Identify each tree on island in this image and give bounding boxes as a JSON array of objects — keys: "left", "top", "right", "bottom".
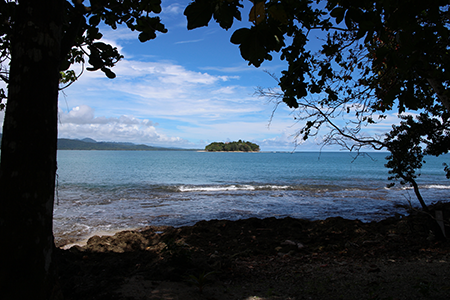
[
  {"left": 185, "top": 0, "right": 450, "bottom": 211},
  {"left": 0, "top": 0, "right": 167, "bottom": 298},
  {"left": 205, "top": 140, "right": 260, "bottom": 152}
]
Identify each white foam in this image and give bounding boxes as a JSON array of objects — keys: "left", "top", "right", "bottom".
[
  {"left": 59, "top": 228, "right": 137, "bottom": 249},
  {"left": 260, "top": 185, "right": 291, "bottom": 190},
  {"left": 392, "top": 184, "right": 450, "bottom": 190},
  {"left": 178, "top": 185, "right": 255, "bottom": 192},
  {"left": 178, "top": 185, "right": 291, "bottom": 192},
  {"left": 423, "top": 184, "right": 450, "bottom": 189}
]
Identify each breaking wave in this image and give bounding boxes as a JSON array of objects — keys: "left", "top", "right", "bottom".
[{"left": 176, "top": 184, "right": 291, "bottom": 192}]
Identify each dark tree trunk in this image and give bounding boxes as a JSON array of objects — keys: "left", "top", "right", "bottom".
[{"left": 0, "top": 1, "right": 63, "bottom": 299}]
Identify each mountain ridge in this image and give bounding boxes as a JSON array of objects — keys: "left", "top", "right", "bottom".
[{"left": 0, "top": 134, "right": 193, "bottom": 151}]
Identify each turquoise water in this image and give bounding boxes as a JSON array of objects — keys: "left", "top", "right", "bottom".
[{"left": 54, "top": 151, "right": 450, "bottom": 245}]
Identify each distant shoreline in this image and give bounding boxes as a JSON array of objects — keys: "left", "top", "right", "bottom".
[
  {"left": 56, "top": 137, "right": 198, "bottom": 151},
  {"left": 58, "top": 148, "right": 199, "bottom": 151}
]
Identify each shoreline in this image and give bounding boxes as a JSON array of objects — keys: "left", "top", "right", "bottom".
[
  {"left": 57, "top": 227, "right": 140, "bottom": 249},
  {"left": 57, "top": 201, "right": 449, "bottom": 249},
  {"left": 55, "top": 215, "right": 392, "bottom": 248}
]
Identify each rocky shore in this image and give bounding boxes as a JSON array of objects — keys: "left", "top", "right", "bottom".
[{"left": 56, "top": 203, "right": 450, "bottom": 299}]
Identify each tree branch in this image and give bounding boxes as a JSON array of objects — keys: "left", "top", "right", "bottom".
[{"left": 307, "top": 102, "right": 386, "bottom": 150}]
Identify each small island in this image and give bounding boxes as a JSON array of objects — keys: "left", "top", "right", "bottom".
[{"left": 205, "top": 140, "right": 260, "bottom": 152}]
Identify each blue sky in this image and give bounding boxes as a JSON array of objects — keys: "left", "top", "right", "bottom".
[
  {"left": 0, "top": 0, "right": 397, "bottom": 151},
  {"left": 57, "top": 0, "right": 303, "bottom": 151}
]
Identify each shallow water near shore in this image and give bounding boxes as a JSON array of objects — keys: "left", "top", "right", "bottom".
[{"left": 53, "top": 150, "right": 450, "bottom": 246}]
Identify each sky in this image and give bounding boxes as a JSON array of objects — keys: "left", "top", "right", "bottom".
[{"left": 0, "top": 0, "right": 397, "bottom": 151}]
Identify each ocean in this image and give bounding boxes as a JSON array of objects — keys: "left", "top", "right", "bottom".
[{"left": 54, "top": 150, "right": 450, "bottom": 245}]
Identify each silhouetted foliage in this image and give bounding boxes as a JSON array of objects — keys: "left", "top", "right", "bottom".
[{"left": 185, "top": 0, "right": 450, "bottom": 210}]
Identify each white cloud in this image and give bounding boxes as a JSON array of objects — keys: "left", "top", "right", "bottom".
[
  {"left": 214, "top": 86, "right": 239, "bottom": 95},
  {"left": 162, "top": 2, "right": 185, "bottom": 16},
  {"left": 259, "top": 132, "right": 301, "bottom": 151},
  {"left": 59, "top": 105, "right": 155, "bottom": 126},
  {"left": 113, "top": 59, "right": 231, "bottom": 85},
  {"left": 174, "top": 39, "right": 204, "bottom": 45},
  {"left": 60, "top": 105, "right": 95, "bottom": 124},
  {"left": 58, "top": 105, "right": 189, "bottom": 147},
  {"left": 101, "top": 27, "right": 139, "bottom": 42},
  {"left": 62, "top": 58, "right": 263, "bottom": 123}
]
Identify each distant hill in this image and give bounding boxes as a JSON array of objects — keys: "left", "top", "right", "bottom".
[
  {"left": 57, "top": 138, "right": 164, "bottom": 150},
  {"left": 80, "top": 138, "right": 97, "bottom": 143},
  {"left": 57, "top": 138, "right": 189, "bottom": 150},
  {"left": 0, "top": 134, "right": 191, "bottom": 151}
]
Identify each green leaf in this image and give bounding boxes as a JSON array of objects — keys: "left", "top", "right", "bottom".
[
  {"left": 231, "top": 26, "right": 278, "bottom": 67},
  {"left": 60, "top": 59, "right": 71, "bottom": 71},
  {"left": 101, "top": 67, "right": 116, "bottom": 79},
  {"left": 92, "top": 42, "right": 110, "bottom": 51},
  {"left": 230, "top": 28, "right": 251, "bottom": 45},
  {"left": 309, "top": 84, "right": 321, "bottom": 93},
  {"left": 87, "top": 27, "right": 103, "bottom": 40},
  {"left": 356, "top": 28, "right": 366, "bottom": 39},
  {"left": 138, "top": 31, "right": 157, "bottom": 42},
  {"left": 154, "top": 22, "right": 168, "bottom": 34},
  {"left": 238, "top": 33, "right": 267, "bottom": 67},
  {"left": 344, "top": 13, "right": 352, "bottom": 30},
  {"left": 184, "top": 0, "right": 213, "bottom": 30},
  {"left": 268, "top": 4, "right": 288, "bottom": 25},
  {"left": 59, "top": 70, "right": 77, "bottom": 84},
  {"left": 364, "top": 30, "right": 374, "bottom": 43},
  {"left": 149, "top": 0, "right": 162, "bottom": 14},
  {"left": 283, "top": 97, "right": 299, "bottom": 108},
  {"left": 234, "top": 7, "right": 242, "bottom": 22},
  {"left": 249, "top": 1, "right": 265, "bottom": 25},
  {"left": 89, "top": 15, "right": 101, "bottom": 27},
  {"left": 213, "top": 1, "right": 240, "bottom": 30},
  {"left": 330, "top": 7, "right": 345, "bottom": 24}
]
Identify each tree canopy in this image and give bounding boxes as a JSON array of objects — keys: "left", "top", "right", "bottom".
[
  {"left": 205, "top": 140, "right": 260, "bottom": 152},
  {"left": 184, "top": 0, "right": 450, "bottom": 210}
]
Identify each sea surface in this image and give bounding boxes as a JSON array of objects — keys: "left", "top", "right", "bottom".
[{"left": 54, "top": 150, "right": 450, "bottom": 245}]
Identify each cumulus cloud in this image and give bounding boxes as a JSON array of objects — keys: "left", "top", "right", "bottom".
[
  {"left": 64, "top": 57, "right": 261, "bottom": 123},
  {"left": 59, "top": 105, "right": 154, "bottom": 126},
  {"left": 113, "top": 60, "right": 231, "bottom": 85},
  {"left": 57, "top": 105, "right": 189, "bottom": 147},
  {"left": 162, "top": 2, "right": 185, "bottom": 15},
  {"left": 60, "top": 105, "right": 95, "bottom": 124}
]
